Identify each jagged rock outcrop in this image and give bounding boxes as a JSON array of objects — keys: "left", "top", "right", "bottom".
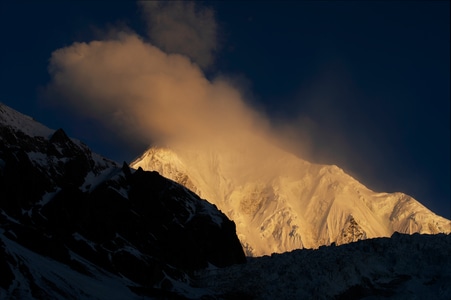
[{"left": 335, "top": 215, "right": 367, "bottom": 245}]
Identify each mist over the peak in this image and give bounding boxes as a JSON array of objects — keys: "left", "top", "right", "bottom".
[
  {"left": 43, "top": 0, "right": 395, "bottom": 193},
  {"left": 44, "top": 1, "right": 448, "bottom": 222},
  {"left": 45, "top": 2, "right": 316, "bottom": 173},
  {"left": 48, "top": 32, "right": 268, "bottom": 150}
]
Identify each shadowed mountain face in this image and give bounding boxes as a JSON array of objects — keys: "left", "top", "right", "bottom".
[
  {"left": 196, "top": 232, "right": 451, "bottom": 299},
  {"left": 0, "top": 103, "right": 245, "bottom": 298}
]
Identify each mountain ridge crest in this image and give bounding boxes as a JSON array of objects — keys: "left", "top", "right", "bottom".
[{"left": 131, "top": 145, "right": 451, "bottom": 256}]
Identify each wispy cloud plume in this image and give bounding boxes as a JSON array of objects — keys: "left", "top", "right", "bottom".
[
  {"left": 47, "top": 31, "right": 268, "bottom": 148},
  {"left": 42, "top": 1, "right": 448, "bottom": 220},
  {"left": 45, "top": 2, "right": 311, "bottom": 173}
]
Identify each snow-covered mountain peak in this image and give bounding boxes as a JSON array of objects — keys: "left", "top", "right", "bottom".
[
  {"left": 134, "top": 146, "right": 184, "bottom": 169},
  {"left": 131, "top": 146, "right": 451, "bottom": 256},
  {"left": 0, "top": 103, "right": 53, "bottom": 138}
]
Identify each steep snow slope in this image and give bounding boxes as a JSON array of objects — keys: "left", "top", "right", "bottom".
[
  {"left": 131, "top": 146, "right": 451, "bottom": 256},
  {"left": 0, "top": 103, "right": 53, "bottom": 138},
  {"left": 0, "top": 229, "right": 141, "bottom": 300}
]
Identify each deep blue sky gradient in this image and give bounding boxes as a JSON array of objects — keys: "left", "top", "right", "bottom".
[{"left": 0, "top": 1, "right": 449, "bottom": 218}]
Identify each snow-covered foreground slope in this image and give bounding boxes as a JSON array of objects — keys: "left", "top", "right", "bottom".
[
  {"left": 0, "top": 229, "right": 141, "bottom": 300},
  {"left": 131, "top": 146, "right": 451, "bottom": 256},
  {"left": 196, "top": 233, "right": 451, "bottom": 300}
]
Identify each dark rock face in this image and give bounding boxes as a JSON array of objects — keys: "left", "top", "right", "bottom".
[
  {"left": 336, "top": 215, "right": 367, "bottom": 245},
  {"left": 0, "top": 114, "right": 245, "bottom": 298}
]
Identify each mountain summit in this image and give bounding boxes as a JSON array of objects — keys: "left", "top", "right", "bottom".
[{"left": 131, "top": 146, "right": 450, "bottom": 256}]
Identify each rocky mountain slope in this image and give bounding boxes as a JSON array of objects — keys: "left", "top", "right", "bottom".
[
  {"left": 197, "top": 232, "right": 451, "bottom": 299},
  {"left": 131, "top": 146, "right": 451, "bottom": 256},
  {"left": 0, "top": 103, "right": 245, "bottom": 298}
]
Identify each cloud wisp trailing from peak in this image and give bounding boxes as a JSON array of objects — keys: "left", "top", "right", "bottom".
[
  {"left": 139, "top": 1, "right": 218, "bottom": 69},
  {"left": 45, "top": 2, "right": 312, "bottom": 173},
  {"left": 46, "top": 32, "right": 270, "bottom": 151}
]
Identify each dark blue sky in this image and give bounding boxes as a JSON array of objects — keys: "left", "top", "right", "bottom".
[{"left": 0, "top": 1, "right": 449, "bottom": 219}]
